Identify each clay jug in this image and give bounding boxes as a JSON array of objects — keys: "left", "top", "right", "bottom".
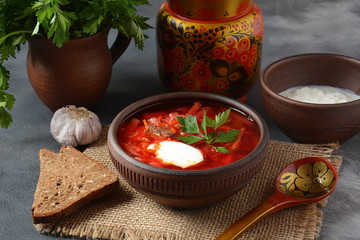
[
  {"left": 27, "top": 32, "right": 130, "bottom": 111},
  {"left": 156, "top": 0, "right": 264, "bottom": 98}
]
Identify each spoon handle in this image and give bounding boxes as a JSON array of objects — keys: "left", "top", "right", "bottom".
[{"left": 215, "top": 199, "right": 276, "bottom": 240}]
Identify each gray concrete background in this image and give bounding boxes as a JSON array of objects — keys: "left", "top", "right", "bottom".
[{"left": 1, "top": 0, "right": 359, "bottom": 239}]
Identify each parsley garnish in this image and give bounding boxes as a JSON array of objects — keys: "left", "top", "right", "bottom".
[{"left": 177, "top": 109, "right": 240, "bottom": 153}]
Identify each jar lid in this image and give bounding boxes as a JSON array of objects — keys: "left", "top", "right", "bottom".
[{"left": 167, "top": 0, "right": 254, "bottom": 21}]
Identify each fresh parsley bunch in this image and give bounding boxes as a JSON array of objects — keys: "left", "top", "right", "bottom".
[
  {"left": 177, "top": 109, "right": 240, "bottom": 153},
  {"left": 0, "top": 0, "right": 152, "bottom": 128}
]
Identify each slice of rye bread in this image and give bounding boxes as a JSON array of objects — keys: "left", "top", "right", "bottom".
[{"left": 32, "top": 146, "right": 118, "bottom": 224}]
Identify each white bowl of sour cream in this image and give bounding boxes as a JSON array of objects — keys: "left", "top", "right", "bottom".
[{"left": 261, "top": 53, "right": 360, "bottom": 143}]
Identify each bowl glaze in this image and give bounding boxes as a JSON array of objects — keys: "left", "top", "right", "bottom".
[
  {"left": 261, "top": 53, "right": 360, "bottom": 143},
  {"left": 108, "top": 92, "right": 269, "bottom": 208}
]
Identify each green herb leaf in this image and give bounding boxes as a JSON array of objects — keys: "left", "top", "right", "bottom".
[
  {"left": 214, "top": 109, "right": 231, "bottom": 129},
  {"left": 177, "top": 115, "right": 201, "bottom": 134},
  {"left": 214, "top": 129, "right": 240, "bottom": 143},
  {"left": 32, "top": 0, "right": 77, "bottom": 47},
  {"left": 205, "top": 131, "right": 216, "bottom": 145},
  {"left": 0, "top": 64, "right": 15, "bottom": 129},
  {"left": 0, "top": 89, "right": 15, "bottom": 129},
  {"left": 82, "top": 15, "right": 104, "bottom": 35},
  {"left": 204, "top": 115, "right": 215, "bottom": 128},
  {"left": 178, "top": 135, "right": 203, "bottom": 145},
  {"left": 1, "top": 92, "right": 15, "bottom": 110},
  {"left": 215, "top": 146, "right": 230, "bottom": 154},
  {"left": 177, "top": 109, "right": 239, "bottom": 153},
  {"left": 0, "top": 65, "right": 10, "bottom": 90},
  {"left": 0, "top": 106, "right": 13, "bottom": 129}
]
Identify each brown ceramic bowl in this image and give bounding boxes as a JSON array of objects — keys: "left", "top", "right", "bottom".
[
  {"left": 261, "top": 53, "right": 360, "bottom": 143},
  {"left": 108, "top": 92, "right": 269, "bottom": 208}
]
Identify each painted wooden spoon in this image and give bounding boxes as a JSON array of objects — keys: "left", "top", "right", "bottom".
[{"left": 215, "top": 156, "right": 338, "bottom": 240}]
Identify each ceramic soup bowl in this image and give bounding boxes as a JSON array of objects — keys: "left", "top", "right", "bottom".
[
  {"left": 107, "top": 92, "right": 269, "bottom": 208},
  {"left": 261, "top": 53, "right": 360, "bottom": 143}
]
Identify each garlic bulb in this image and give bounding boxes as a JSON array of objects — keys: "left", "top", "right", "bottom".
[{"left": 50, "top": 105, "right": 102, "bottom": 146}]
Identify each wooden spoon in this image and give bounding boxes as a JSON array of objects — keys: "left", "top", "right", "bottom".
[{"left": 215, "top": 156, "right": 338, "bottom": 240}]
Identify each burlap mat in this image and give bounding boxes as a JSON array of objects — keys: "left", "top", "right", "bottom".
[{"left": 35, "top": 127, "right": 342, "bottom": 240}]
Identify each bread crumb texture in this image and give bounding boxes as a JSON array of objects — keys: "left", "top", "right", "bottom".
[{"left": 32, "top": 146, "right": 118, "bottom": 223}]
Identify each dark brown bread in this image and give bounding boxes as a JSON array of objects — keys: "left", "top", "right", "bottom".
[{"left": 32, "top": 146, "right": 118, "bottom": 224}]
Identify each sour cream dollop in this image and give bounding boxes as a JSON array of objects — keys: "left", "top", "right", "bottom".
[
  {"left": 279, "top": 85, "right": 360, "bottom": 104},
  {"left": 148, "top": 141, "right": 204, "bottom": 168}
]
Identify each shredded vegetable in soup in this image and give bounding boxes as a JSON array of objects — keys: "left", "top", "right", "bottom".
[{"left": 117, "top": 102, "right": 260, "bottom": 170}]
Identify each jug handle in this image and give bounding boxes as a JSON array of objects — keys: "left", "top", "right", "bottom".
[{"left": 110, "top": 31, "right": 131, "bottom": 64}]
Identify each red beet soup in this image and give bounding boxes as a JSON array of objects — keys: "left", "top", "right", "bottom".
[{"left": 117, "top": 101, "right": 260, "bottom": 170}]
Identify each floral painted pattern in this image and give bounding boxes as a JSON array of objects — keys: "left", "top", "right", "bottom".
[
  {"left": 157, "top": 4, "right": 264, "bottom": 98},
  {"left": 278, "top": 161, "right": 336, "bottom": 199}
]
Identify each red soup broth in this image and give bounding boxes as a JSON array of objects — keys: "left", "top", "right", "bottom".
[{"left": 117, "top": 102, "right": 260, "bottom": 170}]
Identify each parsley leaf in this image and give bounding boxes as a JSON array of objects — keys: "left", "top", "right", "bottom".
[
  {"left": 0, "top": 106, "right": 13, "bottom": 129},
  {"left": 178, "top": 114, "right": 201, "bottom": 134},
  {"left": 177, "top": 135, "right": 203, "bottom": 145},
  {"left": 177, "top": 109, "right": 240, "bottom": 153},
  {"left": 214, "top": 130, "right": 240, "bottom": 143},
  {"left": 0, "top": 90, "right": 15, "bottom": 129},
  {"left": 214, "top": 109, "right": 231, "bottom": 129},
  {"left": 216, "top": 147, "right": 230, "bottom": 154},
  {"left": 0, "top": 65, "right": 14, "bottom": 128}
]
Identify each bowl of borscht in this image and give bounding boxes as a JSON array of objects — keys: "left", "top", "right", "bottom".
[{"left": 108, "top": 92, "right": 269, "bottom": 208}]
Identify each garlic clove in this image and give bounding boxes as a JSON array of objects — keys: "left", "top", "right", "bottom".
[{"left": 50, "top": 105, "right": 102, "bottom": 146}]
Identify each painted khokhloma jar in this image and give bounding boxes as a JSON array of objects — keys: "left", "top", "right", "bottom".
[{"left": 156, "top": 0, "right": 264, "bottom": 98}]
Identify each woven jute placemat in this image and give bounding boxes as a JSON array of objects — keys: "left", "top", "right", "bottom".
[{"left": 35, "top": 127, "right": 342, "bottom": 240}]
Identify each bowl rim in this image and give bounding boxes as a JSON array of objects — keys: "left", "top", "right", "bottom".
[
  {"left": 108, "top": 92, "right": 269, "bottom": 176},
  {"left": 260, "top": 53, "right": 360, "bottom": 108}
]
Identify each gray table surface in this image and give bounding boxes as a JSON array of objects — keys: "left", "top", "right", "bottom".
[{"left": 1, "top": 0, "right": 359, "bottom": 239}]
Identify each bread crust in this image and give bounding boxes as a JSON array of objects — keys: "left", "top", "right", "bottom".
[{"left": 32, "top": 146, "right": 118, "bottom": 224}]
